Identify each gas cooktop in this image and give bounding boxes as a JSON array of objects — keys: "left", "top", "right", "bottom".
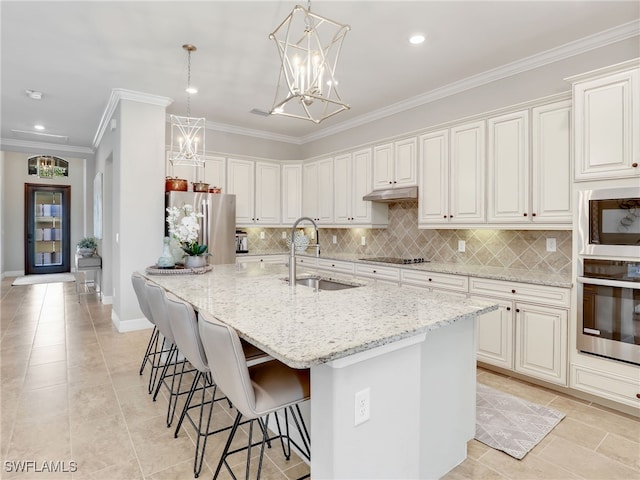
[{"left": 359, "top": 257, "right": 428, "bottom": 265}]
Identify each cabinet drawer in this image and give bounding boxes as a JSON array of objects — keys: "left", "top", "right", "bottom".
[
  {"left": 317, "top": 258, "right": 355, "bottom": 275},
  {"left": 355, "top": 263, "right": 400, "bottom": 282},
  {"left": 572, "top": 364, "right": 640, "bottom": 408},
  {"left": 296, "top": 256, "right": 318, "bottom": 268},
  {"left": 469, "top": 277, "right": 569, "bottom": 307},
  {"left": 400, "top": 269, "right": 469, "bottom": 293},
  {"left": 237, "top": 255, "right": 286, "bottom": 264}
]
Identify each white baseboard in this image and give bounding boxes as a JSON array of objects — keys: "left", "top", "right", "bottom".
[
  {"left": 111, "top": 311, "right": 152, "bottom": 333},
  {"left": 101, "top": 294, "right": 113, "bottom": 305},
  {"left": 4, "top": 270, "right": 23, "bottom": 278}
]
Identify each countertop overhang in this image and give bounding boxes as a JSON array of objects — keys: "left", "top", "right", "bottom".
[{"left": 142, "top": 263, "right": 497, "bottom": 369}]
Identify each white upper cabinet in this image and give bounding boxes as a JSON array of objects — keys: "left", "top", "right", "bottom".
[
  {"left": 203, "top": 156, "right": 226, "bottom": 191},
  {"left": 227, "top": 158, "right": 255, "bottom": 225},
  {"left": 450, "top": 121, "right": 486, "bottom": 223},
  {"left": 419, "top": 121, "right": 485, "bottom": 227},
  {"left": 228, "top": 159, "right": 280, "bottom": 226},
  {"left": 303, "top": 158, "right": 333, "bottom": 224},
  {"left": 419, "top": 130, "right": 449, "bottom": 224},
  {"left": 281, "top": 164, "right": 302, "bottom": 224},
  {"left": 487, "top": 111, "right": 530, "bottom": 223},
  {"left": 531, "top": 101, "right": 572, "bottom": 224},
  {"left": 372, "top": 137, "right": 417, "bottom": 189},
  {"left": 334, "top": 149, "right": 388, "bottom": 226},
  {"left": 254, "top": 162, "right": 281, "bottom": 225},
  {"left": 571, "top": 63, "right": 639, "bottom": 180}
]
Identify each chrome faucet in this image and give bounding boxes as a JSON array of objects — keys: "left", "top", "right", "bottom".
[{"left": 289, "top": 216, "right": 320, "bottom": 286}]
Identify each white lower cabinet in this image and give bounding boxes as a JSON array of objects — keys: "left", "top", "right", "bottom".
[
  {"left": 470, "top": 277, "right": 569, "bottom": 385},
  {"left": 237, "top": 255, "right": 287, "bottom": 265},
  {"left": 571, "top": 361, "right": 640, "bottom": 408},
  {"left": 316, "top": 258, "right": 355, "bottom": 276},
  {"left": 514, "top": 302, "right": 567, "bottom": 385},
  {"left": 355, "top": 263, "right": 400, "bottom": 284},
  {"left": 472, "top": 296, "right": 514, "bottom": 370}
]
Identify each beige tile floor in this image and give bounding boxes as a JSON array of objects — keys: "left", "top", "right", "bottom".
[{"left": 1, "top": 277, "right": 638, "bottom": 480}]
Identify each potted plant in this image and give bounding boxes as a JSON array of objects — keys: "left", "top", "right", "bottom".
[
  {"left": 166, "top": 204, "right": 209, "bottom": 268},
  {"left": 77, "top": 236, "right": 98, "bottom": 257}
]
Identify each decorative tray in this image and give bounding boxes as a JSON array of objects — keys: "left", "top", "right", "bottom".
[{"left": 145, "top": 264, "right": 213, "bottom": 275}]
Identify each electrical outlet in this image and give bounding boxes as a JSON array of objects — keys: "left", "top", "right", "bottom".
[
  {"left": 458, "top": 240, "right": 466, "bottom": 252},
  {"left": 354, "top": 388, "right": 370, "bottom": 426},
  {"left": 332, "top": 235, "right": 337, "bottom": 244},
  {"left": 546, "top": 237, "right": 556, "bottom": 252},
  {"left": 260, "top": 231, "right": 265, "bottom": 240},
  {"left": 361, "top": 236, "right": 366, "bottom": 246},
  {"left": 281, "top": 231, "right": 287, "bottom": 239}
]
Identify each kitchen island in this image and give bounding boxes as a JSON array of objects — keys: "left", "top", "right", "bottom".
[{"left": 143, "top": 262, "right": 497, "bottom": 479}]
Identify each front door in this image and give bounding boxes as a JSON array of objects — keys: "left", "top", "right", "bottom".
[{"left": 24, "top": 184, "right": 71, "bottom": 274}]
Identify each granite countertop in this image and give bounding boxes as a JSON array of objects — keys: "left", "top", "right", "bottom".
[
  {"left": 240, "top": 250, "right": 573, "bottom": 288},
  {"left": 142, "top": 263, "right": 497, "bottom": 369}
]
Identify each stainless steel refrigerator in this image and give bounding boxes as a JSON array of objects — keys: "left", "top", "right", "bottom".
[{"left": 165, "top": 191, "right": 236, "bottom": 265}]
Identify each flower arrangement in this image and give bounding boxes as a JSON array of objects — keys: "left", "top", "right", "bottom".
[
  {"left": 166, "top": 204, "right": 208, "bottom": 256},
  {"left": 76, "top": 236, "right": 98, "bottom": 257}
]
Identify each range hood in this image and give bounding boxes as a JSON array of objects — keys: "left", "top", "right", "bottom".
[{"left": 362, "top": 186, "right": 418, "bottom": 203}]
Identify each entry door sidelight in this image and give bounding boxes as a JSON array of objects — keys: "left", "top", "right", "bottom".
[{"left": 25, "top": 184, "right": 71, "bottom": 274}]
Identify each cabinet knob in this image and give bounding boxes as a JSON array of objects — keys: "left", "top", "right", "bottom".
[
  {"left": 632, "top": 162, "right": 638, "bottom": 168},
  {"left": 373, "top": 270, "right": 377, "bottom": 274},
  {"left": 428, "top": 278, "right": 432, "bottom": 282},
  {"left": 260, "top": 259, "right": 264, "bottom": 262},
  {"left": 443, "top": 215, "right": 448, "bottom": 218},
  {"left": 523, "top": 213, "right": 528, "bottom": 217},
  {"left": 393, "top": 181, "right": 397, "bottom": 184},
  {"left": 511, "top": 289, "right": 516, "bottom": 294},
  {"left": 331, "top": 264, "right": 335, "bottom": 267},
  {"left": 450, "top": 215, "right": 453, "bottom": 218},
  {"left": 532, "top": 213, "right": 537, "bottom": 217},
  {"left": 636, "top": 393, "right": 640, "bottom": 399},
  {"left": 388, "top": 181, "right": 393, "bottom": 184},
  {"left": 506, "top": 307, "right": 511, "bottom": 311},
  {"left": 515, "top": 308, "right": 520, "bottom": 313}
]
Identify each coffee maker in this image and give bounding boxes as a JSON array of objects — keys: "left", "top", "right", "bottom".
[{"left": 235, "top": 231, "right": 248, "bottom": 253}]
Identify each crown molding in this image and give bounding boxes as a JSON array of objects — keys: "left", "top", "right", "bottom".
[
  {"left": 0, "top": 138, "right": 94, "bottom": 157},
  {"left": 299, "top": 20, "right": 640, "bottom": 144},
  {"left": 93, "top": 88, "right": 173, "bottom": 150},
  {"left": 203, "top": 119, "right": 303, "bottom": 145}
]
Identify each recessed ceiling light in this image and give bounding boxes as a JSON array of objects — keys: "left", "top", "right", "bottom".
[
  {"left": 34, "top": 124, "right": 45, "bottom": 130},
  {"left": 409, "top": 34, "right": 425, "bottom": 45}
]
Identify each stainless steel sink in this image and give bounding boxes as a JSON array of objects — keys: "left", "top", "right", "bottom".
[{"left": 294, "top": 276, "right": 360, "bottom": 291}]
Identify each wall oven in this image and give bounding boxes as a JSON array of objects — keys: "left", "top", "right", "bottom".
[{"left": 577, "top": 259, "right": 640, "bottom": 365}]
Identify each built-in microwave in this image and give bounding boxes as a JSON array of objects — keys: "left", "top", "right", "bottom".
[{"left": 577, "top": 187, "right": 640, "bottom": 258}]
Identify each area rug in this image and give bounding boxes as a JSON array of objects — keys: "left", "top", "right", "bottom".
[
  {"left": 12, "top": 273, "right": 76, "bottom": 286},
  {"left": 475, "top": 382, "right": 565, "bottom": 459}
]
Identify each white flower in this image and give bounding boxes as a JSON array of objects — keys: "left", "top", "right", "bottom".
[{"left": 166, "top": 204, "right": 204, "bottom": 244}]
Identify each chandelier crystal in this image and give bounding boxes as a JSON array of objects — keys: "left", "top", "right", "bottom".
[
  {"left": 269, "top": 2, "right": 350, "bottom": 123},
  {"left": 170, "top": 44, "right": 205, "bottom": 167}
]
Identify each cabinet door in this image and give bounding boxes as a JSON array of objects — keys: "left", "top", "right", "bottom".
[
  {"left": 515, "top": 303, "right": 567, "bottom": 385},
  {"left": 316, "top": 158, "right": 334, "bottom": 224},
  {"left": 473, "top": 296, "right": 514, "bottom": 370},
  {"left": 574, "top": 68, "right": 640, "bottom": 180},
  {"left": 204, "top": 156, "right": 226, "bottom": 191},
  {"left": 394, "top": 138, "right": 417, "bottom": 186},
  {"left": 532, "top": 101, "right": 572, "bottom": 224},
  {"left": 351, "top": 148, "right": 374, "bottom": 223},
  {"left": 373, "top": 143, "right": 394, "bottom": 188},
  {"left": 334, "top": 154, "right": 352, "bottom": 223},
  {"left": 282, "top": 164, "right": 302, "bottom": 224},
  {"left": 302, "top": 162, "right": 319, "bottom": 220},
  {"left": 419, "top": 130, "right": 449, "bottom": 225},
  {"left": 227, "top": 158, "right": 255, "bottom": 225},
  {"left": 487, "top": 111, "right": 529, "bottom": 223},
  {"left": 450, "top": 121, "right": 485, "bottom": 223},
  {"left": 254, "top": 162, "right": 281, "bottom": 224}
]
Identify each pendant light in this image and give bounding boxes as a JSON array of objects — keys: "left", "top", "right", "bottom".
[{"left": 169, "top": 44, "right": 205, "bottom": 166}]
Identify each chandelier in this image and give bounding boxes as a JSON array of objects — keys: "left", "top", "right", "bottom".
[
  {"left": 169, "top": 44, "right": 205, "bottom": 166},
  {"left": 269, "top": 1, "right": 350, "bottom": 123}
]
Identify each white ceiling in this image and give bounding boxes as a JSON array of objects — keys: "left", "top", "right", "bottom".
[{"left": 1, "top": 1, "right": 639, "bottom": 153}]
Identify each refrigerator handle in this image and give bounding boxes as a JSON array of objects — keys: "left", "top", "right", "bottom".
[{"left": 202, "top": 198, "right": 209, "bottom": 247}]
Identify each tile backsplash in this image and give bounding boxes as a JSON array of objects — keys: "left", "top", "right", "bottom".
[{"left": 243, "top": 202, "right": 572, "bottom": 276}]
